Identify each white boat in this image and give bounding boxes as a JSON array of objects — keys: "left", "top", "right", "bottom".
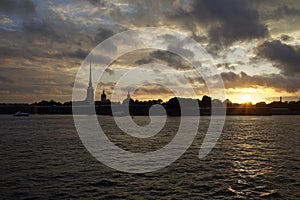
[{"left": 13, "top": 111, "right": 30, "bottom": 117}]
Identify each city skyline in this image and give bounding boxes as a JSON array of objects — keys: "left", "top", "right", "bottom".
[{"left": 16, "top": 62, "right": 298, "bottom": 105}]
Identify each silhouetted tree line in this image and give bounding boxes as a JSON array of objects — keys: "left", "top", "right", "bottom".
[
  {"left": 1, "top": 96, "right": 300, "bottom": 108},
  {"left": 1, "top": 96, "right": 300, "bottom": 115}
]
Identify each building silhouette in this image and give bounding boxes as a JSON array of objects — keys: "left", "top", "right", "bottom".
[
  {"left": 85, "top": 63, "right": 94, "bottom": 104},
  {"left": 122, "top": 91, "right": 133, "bottom": 105},
  {"left": 101, "top": 90, "right": 107, "bottom": 102}
]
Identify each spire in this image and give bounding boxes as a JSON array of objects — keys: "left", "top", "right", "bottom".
[
  {"left": 89, "top": 61, "right": 92, "bottom": 87},
  {"left": 85, "top": 61, "right": 94, "bottom": 104},
  {"left": 101, "top": 89, "right": 107, "bottom": 102},
  {"left": 127, "top": 90, "right": 130, "bottom": 99}
]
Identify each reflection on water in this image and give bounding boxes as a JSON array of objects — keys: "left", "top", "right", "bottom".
[{"left": 0, "top": 115, "right": 299, "bottom": 199}]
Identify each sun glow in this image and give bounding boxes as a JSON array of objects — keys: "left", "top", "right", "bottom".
[{"left": 240, "top": 95, "right": 253, "bottom": 103}]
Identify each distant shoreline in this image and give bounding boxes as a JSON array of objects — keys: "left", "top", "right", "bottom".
[{"left": 1, "top": 104, "right": 299, "bottom": 116}]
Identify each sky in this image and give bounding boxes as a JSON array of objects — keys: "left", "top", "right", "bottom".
[{"left": 0, "top": 0, "right": 299, "bottom": 103}]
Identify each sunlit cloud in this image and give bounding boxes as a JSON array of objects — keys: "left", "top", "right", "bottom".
[{"left": 0, "top": 0, "right": 299, "bottom": 103}]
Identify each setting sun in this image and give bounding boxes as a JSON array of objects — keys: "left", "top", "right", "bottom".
[{"left": 240, "top": 95, "right": 253, "bottom": 103}]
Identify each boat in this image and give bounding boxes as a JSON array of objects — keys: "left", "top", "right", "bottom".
[{"left": 13, "top": 111, "right": 30, "bottom": 117}]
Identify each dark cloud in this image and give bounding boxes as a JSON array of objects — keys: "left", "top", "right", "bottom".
[
  {"left": 98, "top": 81, "right": 115, "bottom": 90},
  {"left": 104, "top": 68, "right": 114, "bottom": 75},
  {"left": 20, "top": 20, "right": 77, "bottom": 44},
  {"left": 134, "top": 58, "right": 154, "bottom": 65},
  {"left": 64, "top": 49, "right": 89, "bottom": 59},
  {"left": 250, "top": 1, "right": 300, "bottom": 33},
  {"left": 74, "top": 49, "right": 89, "bottom": 59},
  {"left": 93, "top": 27, "right": 114, "bottom": 44},
  {"left": 1, "top": 1, "right": 299, "bottom": 102},
  {"left": 220, "top": 71, "right": 300, "bottom": 92},
  {"left": 188, "top": 0, "right": 269, "bottom": 45},
  {"left": 0, "top": 46, "right": 19, "bottom": 58},
  {"left": 216, "top": 63, "right": 236, "bottom": 71},
  {"left": 0, "top": 0, "right": 37, "bottom": 19},
  {"left": 275, "top": 5, "right": 300, "bottom": 17},
  {"left": 280, "top": 35, "right": 293, "bottom": 42},
  {"left": 0, "top": 44, "right": 37, "bottom": 60},
  {"left": 0, "top": 0, "right": 36, "bottom": 14},
  {"left": 260, "top": 4, "right": 300, "bottom": 20},
  {"left": 134, "top": 84, "right": 173, "bottom": 96},
  {"left": 111, "top": 49, "right": 194, "bottom": 71},
  {"left": 0, "top": 75, "right": 15, "bottom": 85},
  {"left": 22, "top": 21, "right": 53, "bottom": 34},
  {"left": 257, "top": 40, "right": 300, "bottom": 75},
  {"left": 86, "top": 0, "right": 106, "bottom": 6},
  {"left": 186, "top": 76, "right": 205, "bottom": 85},
  {"left": 150, "top": 50, "right": 194, "bottom": 70},
  {"left": 167, "top": 44, "right": 194, "bottom": 58},
  {"left": 109, "top": 49, "right": 150, "bottom": 69},
  {"left": 88, "top": 54, "right": 112, "bottom": 66}
]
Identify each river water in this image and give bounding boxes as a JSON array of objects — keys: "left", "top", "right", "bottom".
[{"left": 0, "top": 115, "right": 299, "bottom": 199}]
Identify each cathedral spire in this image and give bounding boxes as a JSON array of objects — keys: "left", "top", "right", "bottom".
[
  {"left": 127, "top": 90, "right": 130, "bottom": 99},
  {"left": 89, "top": 61, "right": 92, "bottom": 87},
  {"left": 85, "top": 61, "right": 94, "bottom": 104}
]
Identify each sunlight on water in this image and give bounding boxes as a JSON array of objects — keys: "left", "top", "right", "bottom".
[{"left": 0, "top": 115, "right": 299, "bottom": 199}]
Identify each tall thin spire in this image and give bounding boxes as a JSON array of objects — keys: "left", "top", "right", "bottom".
[
  {"left": 86, "top": 61, "right": 94, "bottom": 104},
  {"left": 89, "top": 61, "right": 92, "bottom": 87},
  {"left": 127, "top": 90, "right": 130, "bottom": 99}
]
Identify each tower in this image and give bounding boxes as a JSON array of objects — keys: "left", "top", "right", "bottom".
[
  {"left": 127, "top": 91, "right": 130, "bottom": 99},
  {"left": 85, "top": 62, "right": 94, "bottom": 104},
  {"left": 101, "top": 90, "right": 107, "bottom": 102},
  {"left": 122, "top": 91, "right": 133, "bottom": 105}
]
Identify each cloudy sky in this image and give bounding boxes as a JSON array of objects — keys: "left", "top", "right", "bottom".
[{"left": 0, "top": 0, "right": 299, "bottom": 103}]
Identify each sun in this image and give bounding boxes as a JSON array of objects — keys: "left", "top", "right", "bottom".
[{"left": 240, "top": 95, "right": 253, "bottom": 103}]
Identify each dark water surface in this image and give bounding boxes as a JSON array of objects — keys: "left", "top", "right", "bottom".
[{"left": 0, "top": 115, "right": 299, "bottom": 199}]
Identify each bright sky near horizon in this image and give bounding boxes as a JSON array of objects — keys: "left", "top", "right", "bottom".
[{"left": 0, "top": 0, "right": 299, "bottom": 104}]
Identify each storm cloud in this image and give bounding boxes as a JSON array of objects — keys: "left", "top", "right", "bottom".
[
  {"left": 184, "top": 0, "right": 269, "bottom": 45},
  {"left": 257, "top": 40, "right": 300, "bottom": 75},
  {"left": 0, "top": 0, "right": 299, "bottom": 102},
  {"left": 0, "top": 0, "right": 37, "bottom": 19}
]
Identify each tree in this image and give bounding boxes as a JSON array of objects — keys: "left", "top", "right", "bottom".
[{"left": 201, "top": 95, "right": 211, "bottom": 108}]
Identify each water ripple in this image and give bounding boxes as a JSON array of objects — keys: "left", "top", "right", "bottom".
[{"left": 0, "top": 115, "right": 299, "bottom": 199}]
